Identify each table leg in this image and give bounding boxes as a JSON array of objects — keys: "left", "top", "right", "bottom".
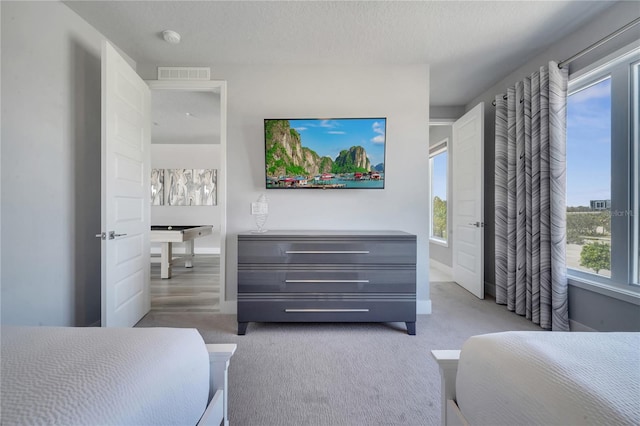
[
  {"left": 238, "top": 322, "right": 248, "bottom": 335},
  {"left": 185, "top": 240, "right": 195, "bottom": 268},
  {"left": 406, "top": 321, "right": 416, "bottom": 335},
  {"left": 161, "top": 242, "right": 173, "bottom": 279}
]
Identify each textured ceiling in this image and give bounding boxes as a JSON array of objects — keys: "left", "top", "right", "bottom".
[
  {"left": 151, "top": 90, "right": 220, "bottom": 144},
  {"left": 64, "top": 0, "right": 616, "bottom": 107}
]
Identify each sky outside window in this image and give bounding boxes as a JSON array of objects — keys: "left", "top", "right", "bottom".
[
  {"left": 432, "top": 151, "right": 447, "bottom": 202},
  {"left": 566, "top": 78, "right": 612, "bottom": 207}
]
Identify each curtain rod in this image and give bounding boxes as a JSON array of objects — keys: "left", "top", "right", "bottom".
[
  {"left": 558, "top": 16, "right": 640, "bottom": 69},
  {"left": 491, "top": 17, "right": 640, "bottom": 106}
]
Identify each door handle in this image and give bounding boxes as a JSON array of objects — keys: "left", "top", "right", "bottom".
[
  {"left": 468, "top": 222, "right": 484, "bottom": 228},
  {"left": 285, "top": 251, "right": 370, "bottom": 254},
  {"left": 284, "top": 309, "right": 370, "bottom": 313},
  {"left": 109, "top": 231, "right": 128, "bottom": 239},
  {"left": 95, "top": 232, "right": 106, "bottom": 240},
  {"left": 285, "top": 280, "right": 370, "bottom": 283}
]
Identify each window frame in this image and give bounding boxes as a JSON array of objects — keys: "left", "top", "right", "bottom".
[
  {"left": 632, "top": 60, "right": 640, "bottom": 286},
  {"left": 429, "top": 138, "right": 449, "bottom": 246},
  {"left": 566, "top": 43, "right": 640, "bottom": 295}
]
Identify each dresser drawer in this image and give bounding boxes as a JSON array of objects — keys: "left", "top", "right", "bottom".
[
  {"left": 237, "top": 296, "right": 416, "bottom": 323},
  {"left": 238, "top": 237, "right": 416, "bottom": 265},
  {"left": 238, "top": 265, "right": 415, "bottom": 293}
]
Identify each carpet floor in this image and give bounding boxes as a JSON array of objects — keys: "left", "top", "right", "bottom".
[{"left": 136, "top": 281, "right": 542, "bottom": 426}]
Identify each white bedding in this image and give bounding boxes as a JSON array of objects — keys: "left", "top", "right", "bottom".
[
  {"left": 1, "top": 326, "right": 210, "bottom": 425},
  {"left": 456, "top": 331, "right": 640, "bottom": 426}
]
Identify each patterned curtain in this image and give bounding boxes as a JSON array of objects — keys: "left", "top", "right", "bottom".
[{"left": 494, "top": 61, "right": 569, "bottom": 331}]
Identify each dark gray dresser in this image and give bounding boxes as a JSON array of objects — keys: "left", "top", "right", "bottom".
[{"left": 237, "top": 230, "right": 416, "bottom": 335}]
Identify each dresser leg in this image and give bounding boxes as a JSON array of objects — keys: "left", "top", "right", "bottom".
[
  {"left": 406, "top": 321, "right": 416, "bottom": 335},
  {"left": 238, "top": 322, "right": 248, "bottom": 335}
]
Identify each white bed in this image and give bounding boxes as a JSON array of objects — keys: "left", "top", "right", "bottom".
[
  {"left": 432, "top": 331, "right": 640, "bottom": 426},
  {"left": 1, "top": 326, "right": 236, "bottom": 426}
]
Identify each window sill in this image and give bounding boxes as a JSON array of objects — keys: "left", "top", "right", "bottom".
[
  {"left": 568, "top": 275, "right": 640, "bottom": 306},
  {"left": 429, "top": 237, "right": 448, "bottom": 247}
]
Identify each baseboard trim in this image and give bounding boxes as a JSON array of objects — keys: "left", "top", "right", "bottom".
[
  {"left": 484, "top": 281, "right": 496, "bottom": 298},
  {"left": 219, "top": 300, "right": 237, "bottom": 314},
  {"left": 429, "top": 258, "right": 452, "bottom": 276},
  {"left": 150, "top": 247, "right": 221, "bottom": 255},
  {"left": 570, "top": 319, "right": 597, "bottom": 332},
  {"left": 417, "top": 299, "right": 432, "bottom": 315}
]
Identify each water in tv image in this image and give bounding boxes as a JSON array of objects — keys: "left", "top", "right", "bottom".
[{"left": 265, "top": 118, "right": 386, "bottom": 189}]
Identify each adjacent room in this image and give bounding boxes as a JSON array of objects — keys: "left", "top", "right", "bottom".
[
  {"left": 2, "top": 1, "right": 639, "bottom": 425},
  {"left": 149, "top": 88, "right": 223, "bottom": 313}
]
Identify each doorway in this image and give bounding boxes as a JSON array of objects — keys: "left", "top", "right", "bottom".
[
  {"left": 147, "top": 80, "right": 227, "bottom": 313},
  {"left": 428, "top": 103, "right": 485, "bottom": 298}
]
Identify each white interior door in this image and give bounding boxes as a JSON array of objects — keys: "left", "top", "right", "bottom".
[
  {"left": 452, "top": 102, "right": 485, "bottom": 298},
  {"left": 101, "top": 41, "right": 151, "bottom": 327}
]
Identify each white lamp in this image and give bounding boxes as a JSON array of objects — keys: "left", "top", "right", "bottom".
[{"left": 251, "top": 194, "right": 269, "bottom": 233}]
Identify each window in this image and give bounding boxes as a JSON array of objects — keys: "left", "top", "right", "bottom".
[
  {"left": 430, "top": 140, "right": 448, "bottom": 244},
  {"left": 566, "top": 45, "right": 639, "bottom": 290},
  {"left": 566, "top": 77, "right": 612, "bottom": 278}
]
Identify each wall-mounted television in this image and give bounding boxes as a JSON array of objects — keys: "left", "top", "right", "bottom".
[{"left": 265, "top": 118, "right": 386, "bottom": 189}]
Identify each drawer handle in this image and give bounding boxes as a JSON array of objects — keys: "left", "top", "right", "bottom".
[
  {"left": 285, "top": 279, "right": 369, "bottom": 283},
  {"left": 284, "top": 308, "right": 370, "bottom": 313},
  {"left": 285, "top": 250, "right": 370, "bottom": 254}
]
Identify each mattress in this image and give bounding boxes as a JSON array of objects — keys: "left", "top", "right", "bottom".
[
  {"left": 455, "top": 331, "right": 640, "bottom": 426},
  {"left": 1, "top": 326, "right": 210, "bottom": 425}
]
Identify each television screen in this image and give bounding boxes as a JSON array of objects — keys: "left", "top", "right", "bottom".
[{"left": 265, "top": 118, "right": 386, "bottom": 189}]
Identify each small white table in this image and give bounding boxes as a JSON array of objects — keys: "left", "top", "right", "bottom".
[{"left": 150, "top": 225, "right": 213, "bottom": 279}]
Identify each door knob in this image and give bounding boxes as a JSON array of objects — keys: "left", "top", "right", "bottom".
[
  {"left": 108, "top": 231, "right": 128, "bottom": 239},
  {"left": 95, "top": 232, "right": 106, "bottom": 240},
  {"left": 468, "top": 222, "right": 484, "bottom": 228}
]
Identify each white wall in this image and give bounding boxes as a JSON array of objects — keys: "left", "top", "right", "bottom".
[
  {"left": 1, "top": 2, "right": 431, "bottom": 324},
  {"left": 1, "top": 1, "right": 107, "bottom": 326},
  {"left": 139, "top": 63, "right": 431, "bottom": 313},
  {"left": 151, "top": 144, "right": 222, "bottom": 253},
  {"left": 430, "top": 106, "right": 464, "bottom": 120}
]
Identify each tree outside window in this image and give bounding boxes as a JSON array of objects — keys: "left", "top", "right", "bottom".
[{"left": 430, "top": 147, "right": 447, "bottom": 243}]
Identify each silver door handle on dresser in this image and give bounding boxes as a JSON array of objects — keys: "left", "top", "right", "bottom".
[
  {"left": 284, "top": 308, "right": 370, "bottom": 313},
  {"left": 285, "top": 250, "right": 370, "bottom": 254},
  {"left": 285, "top": 279, "right": 369, "bottom": 283}
]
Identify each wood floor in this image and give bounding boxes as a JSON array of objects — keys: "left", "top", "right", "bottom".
[{"left": 150, "top": 254, "right": 220, "bottom": 313}]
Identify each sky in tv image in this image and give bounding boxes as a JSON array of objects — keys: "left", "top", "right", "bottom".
[{"left": 290, "top": 118, "right": 386, "bottom": 167}]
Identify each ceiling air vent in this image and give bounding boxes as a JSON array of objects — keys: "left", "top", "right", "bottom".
[{"left": 157, "top": 67, "right": 211, "bottom": 81}]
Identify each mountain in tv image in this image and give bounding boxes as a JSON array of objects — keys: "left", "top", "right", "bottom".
[{"left": 265, "top": 119, "right": 385, "bottom": 189}]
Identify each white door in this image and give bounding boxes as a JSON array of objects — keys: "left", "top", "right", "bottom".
[
  {"left": 101, "top": 41, "right": 151, "bottom": 327},
  {"left": 452, "top": 103, "right": 485, "bottom": 298}
]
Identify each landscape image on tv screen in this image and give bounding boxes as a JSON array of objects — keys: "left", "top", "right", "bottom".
[{"left": 265, "top": 118, "right": 386, "bottom": 189}]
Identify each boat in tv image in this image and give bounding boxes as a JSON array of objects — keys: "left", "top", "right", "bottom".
[{"left": 265, "top": 118, "right": 386, "bottom": 189}]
